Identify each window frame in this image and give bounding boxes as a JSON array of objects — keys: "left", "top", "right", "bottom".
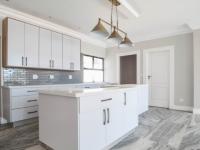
[{"left": 83, "top": 54, "right": 104, "bottom": 82}]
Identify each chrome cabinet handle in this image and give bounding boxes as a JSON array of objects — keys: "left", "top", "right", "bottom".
[
  {"left": 124, "top": 93, "right": 127, "bottom": 106},
  {"left": 49, "top": 60, "right": 52, "bottom": 68},
  {"left": 107, "top": 108, "right": 110, "bottom": 124},
  {"left": 52, "top": 60, "right": 55, "bottom": 68},
  {"left": 103, "top": 109, "right": 106, "bottom": 125},
  {"left": 22, "top": 56, "right": 24, "bottom": 66},
  {"left": 27, "top": 90, "right": 37, "bottom": 93},
  {"left": 101, "top": 98, "right": 112, "bottom": 102},
  {"left": 27, "top": 111, "right": 38, "bottom": 114},
  {"left": 25, "top": 57, "right": 28, "bottom": 66},
  {"left": 27, "top": 99, "right": 37, "bottom": 102}
]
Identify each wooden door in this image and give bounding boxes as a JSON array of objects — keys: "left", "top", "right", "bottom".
[
  {"left": 25, "top": 24, "right": 39, "bottom": 68},
  {"left": 51, "top": 32, "right": 63, "bottom": 69},
  {"left": 39, "top": 28, "right": 52, "bottom": 68},
  {"left": 120, "top": 55, "right": 137, "bottom": 84}
]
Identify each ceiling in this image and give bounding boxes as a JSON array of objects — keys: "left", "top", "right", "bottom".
[{"left": 0, "top": 0, "right": 200, "bottom": 45}]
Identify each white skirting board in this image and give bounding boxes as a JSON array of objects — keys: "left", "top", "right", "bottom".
[
  {"left": 193, "top": 108, "right": 200, "bottom": 114},
  {"left": 0, "top": 117, "right": 8, "bottom": 124},
  {"left": 170, "top": 105, "right": 193, "bottom": 112}
]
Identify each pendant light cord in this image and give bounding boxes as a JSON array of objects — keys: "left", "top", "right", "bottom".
[{"left": 111, "top": 0, "right": 114, "bottom": 32}]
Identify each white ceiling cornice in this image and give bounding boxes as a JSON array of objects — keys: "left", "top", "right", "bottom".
[{"left": 0, "top": 4, "right": 106, "bottom": 48}]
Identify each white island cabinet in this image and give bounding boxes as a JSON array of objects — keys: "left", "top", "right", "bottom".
[{"left": 39, "top": 85, "right": 148, "bottom": 150}]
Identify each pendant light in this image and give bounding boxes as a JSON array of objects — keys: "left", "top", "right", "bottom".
[
  {"left": 91, "top": 18, "right": 109, "bottom": 38},
  {"left": 120, "top": 34, "right": 133, "bottom": 47},
  {"left": 91, "top": 0, "right": 134, "bottom": 47}
]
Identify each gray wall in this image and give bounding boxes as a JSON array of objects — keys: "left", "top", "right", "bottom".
[
  {"left": 105, "top": 33, "right": 194, "bottom": 107},
  {"left": 193, "top": 29, "right": 200, "bottom": 110}
]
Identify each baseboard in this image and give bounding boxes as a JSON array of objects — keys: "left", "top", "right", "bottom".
[
  {"left": 170, "top": 105, "right": 193, "bottom": 112},
  {"left": 0, "top": 117, "right": 8, "bottom": 124},
  {"left": 193, "top": 108, "right": 200, "bottom": 114}
]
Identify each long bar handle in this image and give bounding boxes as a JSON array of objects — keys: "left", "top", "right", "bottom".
[
  {"left": 124, "top": 93, "right": 127, "bottom": 105},
  {"left": 101, "top": 98, "right": 112, "bottom": 102},
  {"left": 103, "top": 109, "right": 106, "bottom": 125},
  {"left": 107, "top": 108, "right": 110, "bottom": 124}
]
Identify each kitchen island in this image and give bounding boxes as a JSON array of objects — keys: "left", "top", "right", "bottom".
[{"left": 39, "top": 84, "right": 148, "bottom": 150}]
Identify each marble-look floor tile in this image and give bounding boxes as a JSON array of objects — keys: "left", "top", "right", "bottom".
[{"left": 1, "top": 107, "right": 200, "bottom": 150}]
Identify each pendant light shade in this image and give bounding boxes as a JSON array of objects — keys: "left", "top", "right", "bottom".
[
  {"left": 120, "top": 35, "right": 133, "bottom": 47},
  {"left": 107, "top": 27, "right": 123, "bottom": 43},
  {"left": 91, "top": 19, "right": 109, "bottom": 38}
]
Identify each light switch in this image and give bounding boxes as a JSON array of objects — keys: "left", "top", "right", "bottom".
[
  {"left": 33, "top": 74, "right": 38, "bottom": 80},
  {"left": 68, "top": 75, "right": 73, "bottom": 80},
  {"left": 49, "top": 74, "right": 54, "bottom": 80}
]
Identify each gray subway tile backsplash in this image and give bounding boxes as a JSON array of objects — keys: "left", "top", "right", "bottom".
[{"left": 3, "top": 68, "right": 83, "bottom": 86}]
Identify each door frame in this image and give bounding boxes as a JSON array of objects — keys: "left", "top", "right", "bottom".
[
  {"left": 116, "top": 50, "right": 141, "bottom": 84},
  {"left": 143, "top": 46, "right": 175, "bottom": 109}
]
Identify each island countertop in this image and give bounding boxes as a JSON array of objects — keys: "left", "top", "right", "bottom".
[{"left": 38, "top": 84, "right": 145, "bottom": 98}]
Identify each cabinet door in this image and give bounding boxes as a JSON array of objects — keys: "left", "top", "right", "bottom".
[
  {"left": 52, "top": 32, "right": 63, "bottom": 69},
  {"left": 62, "top": 35, "right": 71, "bottom": 70},
  {"left": 39, "top": 28, "right": 52, "bottom": 68},
  {"left": 63, "top": 35, "right": 81, "bottom": 70},
  {"left": 105, "top": 93, "right": 123, "bottom": 145},
  {"left": 7, "top": 18, "right": 25, "bottom": 67},
  {"left": 79, "top": 96, "right": 106, "bottom": 150},
  {"left": 25, "top": 24, "right": 39, "bottom": 68},
  {"left": 70, "top": 38, "right": 81, "bottom": 70},
  {"left": 122, "top": 89, "right": 138, "bottom": 134}
]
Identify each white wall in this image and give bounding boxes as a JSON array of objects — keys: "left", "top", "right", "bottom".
[
  {"left": 193, "top": 29, "right": 200, "bottom": 113},
  {"left": 105, "top": 33, "right": 194, "bottom": 108}
]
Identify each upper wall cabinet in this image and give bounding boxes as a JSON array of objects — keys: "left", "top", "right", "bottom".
[
  {"left": 51, "top": 32, "right": 63, "bottom": 70},
  {"left": 25, "top": 24, "right": 39, "bottom": 68},
  {"left": 3, "top": 18, "right": 25, "bottom": 67},
  {"left": 3, "top": 18, "right": 81, "bottom": 70},
  {"left": 39, "top": 28, "right": 52, "bottom": 69},
  {"left": 3, "top": 18, "right": 39, "bottom": 68},
  {"left": 63, "top": 35, "right": 81, "bottom": 70}
]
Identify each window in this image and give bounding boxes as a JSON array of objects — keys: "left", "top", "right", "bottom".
[{"left": 83, "top": 55, "right": 104, "bottom": 82}]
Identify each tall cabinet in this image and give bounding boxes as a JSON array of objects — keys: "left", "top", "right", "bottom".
[{"left": 3, "top": 17, "right": 81, "bottom": 70}]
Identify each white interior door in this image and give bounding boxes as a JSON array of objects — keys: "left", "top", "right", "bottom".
[{"left": 144, "top": 48, "right": 170, "bottom": 108}]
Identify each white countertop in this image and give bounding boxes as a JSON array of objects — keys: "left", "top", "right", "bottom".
[{"left": 39, "top": 84, "right": 141, "bottom": 98}]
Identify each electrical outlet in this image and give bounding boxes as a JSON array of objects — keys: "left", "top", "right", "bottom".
[
  {"left": 32, "top": 74, "right": 38, "bottom": 80},
  {"left": 68, "top": 75, "right": 73, "bottom": 80},
  {"left": 49, "top": 74, "right": 54, "bottom": 80}
]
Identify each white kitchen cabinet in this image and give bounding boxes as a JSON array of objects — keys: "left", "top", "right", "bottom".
[
  {"left": 25, "top": 24, "right": 39, "bottom": 67},
  {"left": 5, "top": 18, "right": 25, "bottom": 67},
  {"left": 39, "top": 88, "right": 140, "bottom": 150},
  {"left": 79, "top": 95, "right": 106, "bottom": 150},
  {"left": 39, "top": 28, "right": 52, "bottom": 68},
  {"left": 122, "top": 89, "right": 139, "bottom": 134},
  {"left": 138, "top": 85, "right": 149, "bottom": 114},
  {"left": 51, "top": 32, "right": 63, "bottom": 69},
  {"left": 63, "top": 35, "right": 81, "bottom": 70}
]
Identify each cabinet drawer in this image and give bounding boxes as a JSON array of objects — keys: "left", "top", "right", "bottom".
[
  {"left": 11, "top": 88, "right": 38, "bottom": 96},
  {"left": 11, "top": 95, "right": 38, "bottom": 109},
  {"left": 80, "top": 93, "right": 115, "bottom": 113},
  {"left": 11, "top": 106, "right": 38, "bottom": 122}
]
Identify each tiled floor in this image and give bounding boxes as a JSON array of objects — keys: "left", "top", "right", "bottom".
[{"left": 0, "top": 107, "right": 200, "bottom": 150}]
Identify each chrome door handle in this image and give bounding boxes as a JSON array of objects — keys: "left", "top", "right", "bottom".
[
  {"left": 27, "top": 99, "right": 37, "bottom": 102},
  {"left": 148, "top": 75, "right": 152, "bottom": 80},
  {"left": 107, "top": 108, "right": 110, "bottom": 124},
  {"left": 27, "top": 111, "right": 38, "bottom": 114},
  {"left": 124, "top": 93, "right": 127, "bottom": 106},
  {"left": 103, "top": 109, "right": 106, "bottom": 125},
  {"left": 101, "top": 98, "right": 112, "bottom": 102}
]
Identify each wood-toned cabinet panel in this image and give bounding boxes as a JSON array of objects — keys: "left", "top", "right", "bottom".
[
  {"left": 52, "top": 32, "right": 63, "bottom": 69},
  {"left": 25, "top": 24, "right": 39, "bottom": 68},
  {"left": 6, "top": 18, "right": 25, "bottom": 67},
  {"left": 39, "top": 28, "right": 52, "bottom": 68}
]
